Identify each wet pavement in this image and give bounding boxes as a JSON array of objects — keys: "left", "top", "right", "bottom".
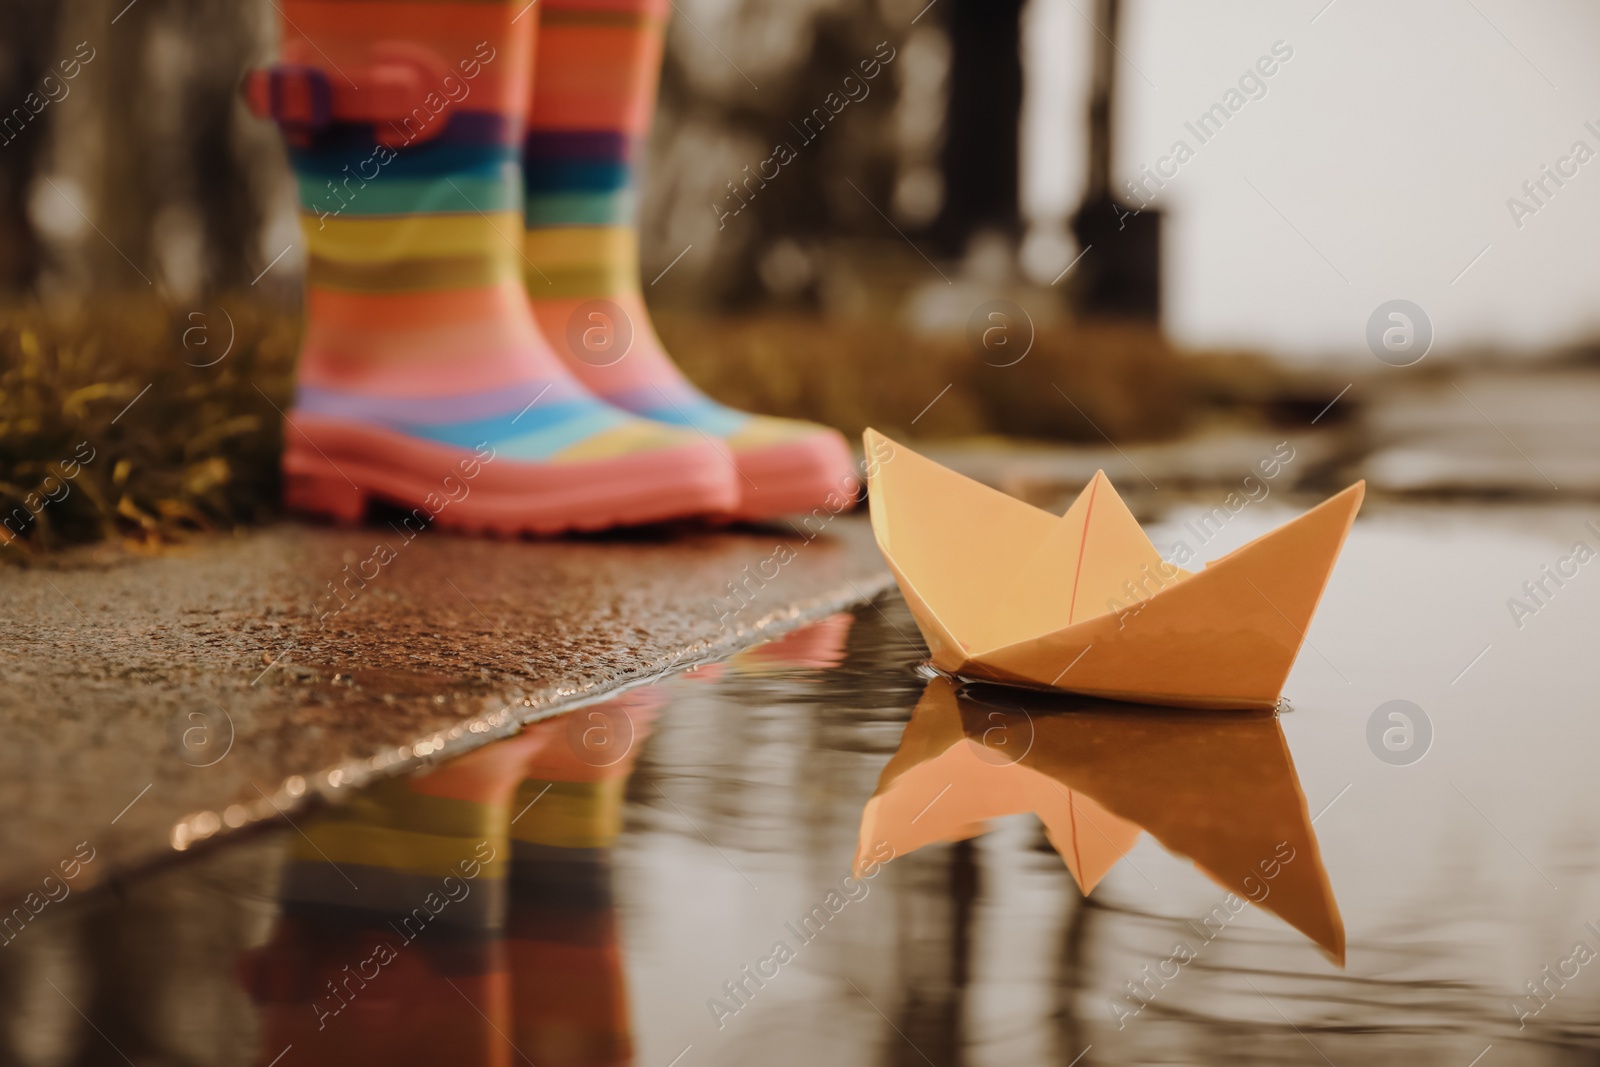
[
  {"left": 0, "top": 519, "right": 891, "bottom": 909},
  {"left": 3, "top": 493, "right": 1598, "bottom": 1064}
]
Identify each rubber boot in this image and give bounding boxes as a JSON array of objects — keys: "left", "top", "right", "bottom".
[
  {"left": 245, "top": 0, "right": 739, "bottom": 534},
  {"left": 520, "top": 0, "right": 858, "bottom": 520}
]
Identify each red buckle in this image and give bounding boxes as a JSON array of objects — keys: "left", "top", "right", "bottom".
[
  {"left": 244, "top": 64, "right": 333, "bottom": 129},
  {"left": 242, "top": 43, "right": 447, "bottom": 145}
]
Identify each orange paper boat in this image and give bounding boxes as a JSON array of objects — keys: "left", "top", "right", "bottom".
[
  {"left": 855, "top": 677, "right": 1345, "bottom": 962},
  {"left": 864, "top": 429, "right": 1364, "bottom": 710}
]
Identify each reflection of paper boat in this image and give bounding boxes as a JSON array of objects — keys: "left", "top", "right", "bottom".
[
  {"left": 854, "top": 678, "right": 1141, "bottom": 896},
  {"left": 864, "top": 430, "right": 1364, "bottom": 710},
  {"left": 856, "top": 677, "right": 1344, "bottom": 962}
]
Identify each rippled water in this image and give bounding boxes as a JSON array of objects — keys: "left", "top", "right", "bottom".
[{"left": 5, "top": 500, "right": 1599, "bottom": 1066}]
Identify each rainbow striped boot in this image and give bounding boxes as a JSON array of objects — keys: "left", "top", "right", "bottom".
[
  {"left": 520, "top": 0, "right": 859, "bottom": 520},
  {"left": 246, "top": 0, "right": 737, "bottom": 534}
]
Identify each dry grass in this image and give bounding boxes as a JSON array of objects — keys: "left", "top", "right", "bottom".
[
  {"left": 0, "top": 296, "right": 1237, "bottom": 558},
  {"left": 0, "top": 298, "right": 297, "bottom": 561},
  {"left": 657, "top": 310, "right": 1192, "bottom": 443}
]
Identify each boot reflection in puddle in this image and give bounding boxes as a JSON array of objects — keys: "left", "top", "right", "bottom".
[
  {"left": 501, "top": 613, "right": 846, "bottom": 1064},
  {"left": 508, "top": 688, "right": 661, "bottom": 1067},
  {"left": 242, "top": 687, "right": 662, "bottom": 1066},
  {"left": 679, "top": 611, "right": 854, "bottom": 687},
  {"left": 857, "top": 677, "right": 1344, "bottom": 963}
]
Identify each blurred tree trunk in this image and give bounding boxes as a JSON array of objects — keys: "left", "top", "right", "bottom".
[
  {"left": 35, "top": 0, "right": 282, "bottom": 301},
  {"left": 0, "top": 0, "right": 64, "bottom": 294},
  {"left": 1070, "top": 0, "right": 1162, "bottom": 321},
  {"left": 929, "top": 0, "right": 1022, "bottom": 258},
  {"left": 650, "top": 0, "right": 911, "bottom": 311}
]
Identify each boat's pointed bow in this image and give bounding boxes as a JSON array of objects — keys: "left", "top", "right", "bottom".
[
  {"left": 1315, "top": 480, "right": 1367, "bottom": 552},
  {"left": 859, "top": 429, "right": 1082, "bottom": 660},
  {"left": 1333, "top": 478, "right": 1366, "bottom": 512}
]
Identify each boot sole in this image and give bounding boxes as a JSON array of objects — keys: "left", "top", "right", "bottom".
[{"left": 281, "top": 414, "right": 739, "bottom": 535}]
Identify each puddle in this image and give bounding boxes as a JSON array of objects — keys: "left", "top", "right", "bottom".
[{"left": 3, "top": 501, "right": 1598, "bottom": 1065}]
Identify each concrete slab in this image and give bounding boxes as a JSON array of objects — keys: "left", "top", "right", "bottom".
[{"left": 0, "top": 518, "right": 891, "bottom": 905}]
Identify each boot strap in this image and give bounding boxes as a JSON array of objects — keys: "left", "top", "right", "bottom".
[{"left": 243, "top": 42, "right": 450, "bottom": 145}]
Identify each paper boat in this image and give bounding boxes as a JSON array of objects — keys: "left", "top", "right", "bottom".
[
  {"left": 855, "top": 677, "right": 1344, "bottom": 962},
  {"left": 863, "top": 430, "right": 1364, "bottom": 710}
]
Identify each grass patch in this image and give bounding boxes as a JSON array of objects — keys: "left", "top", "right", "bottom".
[
  {"left": 656, "top": 310, "right": 1191, "bottom": 442},
  {"left": 1, "top": 296, "right": 1213, "bottom": 558},
  {"left": 0, "top": 298, "right": 297, "bottom": 561}
]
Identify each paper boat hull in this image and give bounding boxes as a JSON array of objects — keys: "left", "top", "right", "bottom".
[{"left": 865, "top": 430, "right": 1363, "bottom": 710}]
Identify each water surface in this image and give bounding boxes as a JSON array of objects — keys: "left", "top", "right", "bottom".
[{"left": 5, "top": 500, "right": 1598, "bottom": 1066}]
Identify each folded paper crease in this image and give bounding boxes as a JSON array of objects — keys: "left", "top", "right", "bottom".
[{"left": 864, "top": 429, "right": 1364, "bottom": 710}]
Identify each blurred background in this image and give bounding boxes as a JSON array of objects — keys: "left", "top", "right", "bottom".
[
  {"left": 6, "top": 6, "right": 1600, "bottom": 1062},
  {"left": 3, "top": 0, "right": 1598, "bottom": 553}
]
